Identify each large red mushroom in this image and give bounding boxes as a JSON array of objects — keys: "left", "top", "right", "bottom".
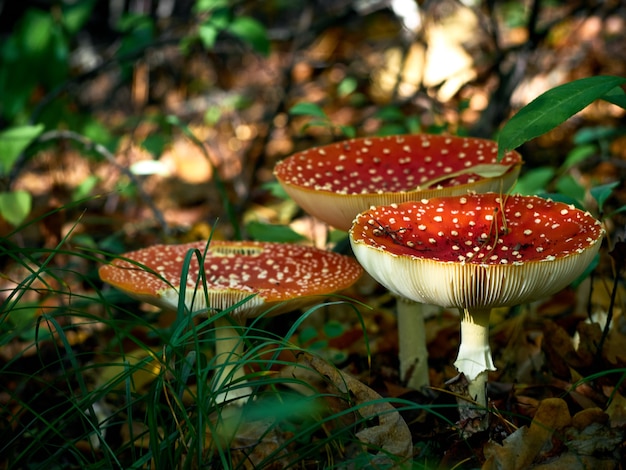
[
  {"left": 274, "top": 133, "right": 523, "bottom": 391},
  {"left": 99, "top": 240, "right": 363, "bottom": 403},
  {"left": 349, "top": 193, "right": 604, "bottom": 431}
]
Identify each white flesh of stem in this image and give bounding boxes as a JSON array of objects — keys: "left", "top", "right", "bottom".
[
  {"left": 212, "top": 315, "right": 253, "bottom": 405},
  {"left": 453, "top": 307, "right": 495, "bottom": 408},
  {"left": 396, "top": 296, "right": 433, "bottom": 390}
]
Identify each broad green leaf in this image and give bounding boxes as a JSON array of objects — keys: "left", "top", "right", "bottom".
[
  {"left": 227, "top": 16, "right": 270, "bottom": 56},
  {"left": 554, "top": 174, "right": 586, "bottom": 205},
  {"left": 62, "top": 0, "right": 96, "bottom": 36},
  {"left": 0, "top": 190, "right": 32, "bottom": 226},
  {"left": 245, "top": 221, "right": 306, "bottom": 243},
  {"left": 560, "top": 144, "right": 596, "bottom": 171},
  {"left": 574, "top": 126, "right": 619, "bottom": 145},
  {"left": 339, "top": 124, "right": 356, "bottom": 139},
  {"left": 289, "top": 102, "right": 328, "bottom": 119},
  {"left": 601, "top": 86, "right": 626, "bottom": 110},
  {"left": 602, "top": 93, "right": 626, "bottom": 109},
  {"left": 513, "top": 166, "right": 556, "bottom": 195},
  {"left": 498, "top": 76, "right": 626, "bottom": 160},
  {"left": 0, "top": 124, "right": 44, "bottom": 175},
  {"left": 590, "top": 181, "right": 620, "bottom": 213},
  {"left": 198, "top": 22, "right": 220, "bottom": 49}
]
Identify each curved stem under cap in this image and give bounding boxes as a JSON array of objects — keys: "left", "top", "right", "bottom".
[
  {"left": 453, "top": 307, "right": 495, "bottom": 427},
  {"left": 396, "top": 296, "right": 434, "bottom": 391},
  {"left": 212, "top": 315, "right": 253, "bottom": 405}
]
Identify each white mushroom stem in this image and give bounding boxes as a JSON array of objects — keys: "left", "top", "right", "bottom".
[
  {"left": 212, "top": 315, "right": 253, "bottom": 405},
  {"left": 396, "top": 296, "right": 434, "bottom": 390},
  {"left": 453, "top": 307, "right": 495, "bottom": 408}
]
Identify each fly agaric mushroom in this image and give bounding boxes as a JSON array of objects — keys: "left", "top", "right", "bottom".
[
  {"left": 274, "top": 134, "right": 523, "bottom": 391},
  {"left": 349, "top": 193, "right": 604, "bottom": 429},
  {"left": 99, "top": 240, "right": 362, "bottom": 403},
  {"left": 273, "top": 134, "right": 522, "bottom": 232}
]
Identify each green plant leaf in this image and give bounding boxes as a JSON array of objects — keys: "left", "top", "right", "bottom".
[
  {"left": 554, "top": 174, "right": 586, "bottom": 205},
  {"left": 590, "top": 181, "right": 620, "bottom": 213},
  {"left": 512, "top": 166, "right": 556, "bottom": 195},
  {"left": 289, "top": 102, "right": 328, "bottom": 119},
  {"left": 0, "top": 190, "right": 32, "bottom": 226},
  {"left": 498, "top": 76, "right": 626, "bottom": 160},
  {"left": 560, "top": 144, "right": 596, "bottom": 171},
  {"left": 601, "top": 86, "right": 626, "bottom": 109},
  {"left": 194, "top": 0, "right": 229, "bottom": 12},
  {"left": 245, "top": 221, "right": 306, "bottom": 242},
  {"left": 0, "top": 124, "right": 44, "bottom": 175},
  {"left": 62, "top": 0, "right": 96, "bottom": 36},
  {"left": 227, "top": 16, "right": 270, "bottom": 56},
  {"left": 337, "top": 77, "right": 358, "bottom": 97},
  {"left": 198, "top": 21, "right": 220, "bottom": 49}
]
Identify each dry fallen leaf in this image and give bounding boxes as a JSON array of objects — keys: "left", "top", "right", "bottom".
[
  {"left": 302, "top": 353, "right": 414, "bottom": 467},
  {"left": 483, "top": 397, "right": 571, "bottom": 470}
]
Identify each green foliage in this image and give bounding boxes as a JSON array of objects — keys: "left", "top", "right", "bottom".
[
  {"left": 0, "top": 124, "right": 44, "bottom": 176},
  {"left": 374, "top": 106, "right": 421, "bottom": 136},
  {"left": 0, "top": 2, "right": 96, "bottom": 123},
  {"left": 191, "top": 0, "right": 270, "bottom": 56},
  {"left": 0, "top": 190, "right": 32, "bottom": 227},
  {"left": 245, "top": 221, "right": 307, "bottom": 242},
  {"left": 289, "top": 102, "right": 356, "bottom": 138},
  {"left": 498, "top": 75, "right": 626, "bottom": 160}
]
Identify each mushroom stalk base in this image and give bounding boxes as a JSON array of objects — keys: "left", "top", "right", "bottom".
[
  {"left": 452, "top": 307, "right": 495, "bottom": 432},
  {"left": 396, "top": 296, "right": 433, "bottom": 391},
  {"left": 212, "top": 315, "right": 253, "bottom": 405}
]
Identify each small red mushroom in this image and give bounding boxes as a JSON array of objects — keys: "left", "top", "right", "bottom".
[
  {"left": 275, "top": 133, "right": 523, "bottom": 391},
  {"left": 99, "top": 240, "right": 363, "bottom": 403},
  {"left": 349, "top": 193, "right": 604, "bottom": 430}
]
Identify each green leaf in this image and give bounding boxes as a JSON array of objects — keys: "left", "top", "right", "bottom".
[
  {"left": 590, "top": 181, "right": 620, "bottom": 213},
  {"left": 498, "top": 76, "right": 626, "bottom": 160},
  {"left": 198, "top": 22, "right": 220, "bottom": 49},
  {"left": 0, "top": 124, "right": 44, "bottom": 175},
  {"left": 339, "top": 125, "right": 356, "bottom": 139},
  {"left": 194, "top": 0, "right": 229, "bottom": 13},
  {"left": 560, "top": 144, "right": 596, "bottom": 171},
  {"left": 289, "top": 102, "right": 328, "bottom": 119},
  {"left": 337, "top": 77, "right": 358, "bottom": 97},
  {"left": 574, "top": 126, "right": 619, "bottom": 145},
  {"left": 245, "top": 221, "right": 306, "bottom": 243},
  {"left": 72, "top": 175, "right": 99, "bottom": 201},
  {"left": 227, "top": 16, "right": 270, "bottom": 56},
  {"left": 513, "top": 166, "right": 556, "bottom": 195},
  {"left": 323, "top": 321, "right": 345, "bottom": 339},
  {"left": 602, "top": 94, "right": 626, "bottom": 109},
  {"left": 554, "top": 174, "right": 586, "bottom": 205},
  {"left": 62, "top": 0, "right": 96, "bottom": 36},
  {"left": 601, "top": 86, "right": 626, "bottom": 109},
  {"left": 0, "top": 190, "right": 32, "bottom": 226}
]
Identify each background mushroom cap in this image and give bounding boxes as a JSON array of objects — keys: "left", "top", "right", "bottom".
[
  {"left": 99, "top": 240, "right": 363, "bottom": 320},
  {"left": 349, "top": 193, "right": 604, "bottom": 310},
  {"left": 274, "top": 134, "right": 522, "bottom": 230}
]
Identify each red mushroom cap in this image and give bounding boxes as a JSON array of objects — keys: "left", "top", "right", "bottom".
[
  {"left": 349, "top": 193, "right": 604, "bottom": 309},
  {"left": 274, "top": 134, "right": 522, "bottom": 230},
  {"left": 99, "top": 240, "right": 363, "bottom": 320}
]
